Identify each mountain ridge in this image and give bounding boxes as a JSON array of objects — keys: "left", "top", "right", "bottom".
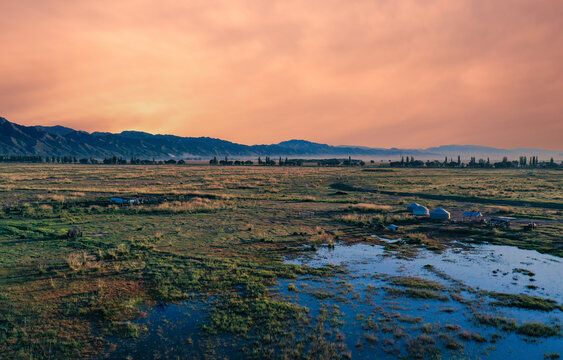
[{"left": 1, "top": 117, "right": 561, "bottom": 159}]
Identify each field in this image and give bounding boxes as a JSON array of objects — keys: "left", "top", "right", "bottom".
[{"left": 0, "top": 164, "right": 562, "bottom": 359}]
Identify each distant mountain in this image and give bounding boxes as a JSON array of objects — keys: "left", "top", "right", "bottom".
[
  {"left": 33, "top": 125, "right": 78, "bottom": 136},
  {"left": 279, "top": 140, "right": 431, "bottom": 157},
  {"left": 277, "top": 140, "right": 385, "bottom": 155},
  {"left": 0, "top": 117, "right": 561, "bottom": 160},
  {"left": 0, "top": 118, "right": 314, "bottom": 158}
]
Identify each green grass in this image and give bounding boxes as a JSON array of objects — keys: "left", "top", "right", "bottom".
[
  {"left": 383, "top": 286, "right": 450, "bottom": 301},
  {"left": 487, "top": 292, "right": 562, "bottom": 311},
  {"left": 390, "top": 276, "right": 446, "bottom": 291},
  {"left": 0, "top": 164, "right": 561, "bottom": 358},
  {"left": 516, "top": 322, "right": 560, "bottom": 337},
  {"left": 513, "top": 268, "right": 536, "bottom": 277},
  {"left": 473, "top": 313, "right": 518, "bottom": 331}
]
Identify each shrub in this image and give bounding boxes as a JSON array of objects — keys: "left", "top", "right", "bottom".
[
  {"left": 406, "top": 334, "right": 438, "bottom": 359},
  {"left": 66, "top": 227, "right": 83, "bottom": 239},
  {"left": 517, "top": 322, "right": 560, "bottom": 337}
]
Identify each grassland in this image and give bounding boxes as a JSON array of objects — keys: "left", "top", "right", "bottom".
[{"left": 0, "top": 164, "right": 561, "bottom": 359}]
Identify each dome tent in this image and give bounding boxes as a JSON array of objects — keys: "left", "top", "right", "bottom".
[
  {"left": 412, "top": 205, "right": 429, "bottom": 216},
  {"left": 430, "top": 208, "right": 450, "bottom": 220},
  {"left": 407, "top": 203, "right": 420, "bottom": 212}
]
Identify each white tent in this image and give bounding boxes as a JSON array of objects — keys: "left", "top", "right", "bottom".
[
  {"left": 430, "top": 208, "right": 451, "bottom": 220},
  {"left": 407, "top": 203, "right": 420, "bottom": 211},
  {"left": 412, "top": 205, "right": 429, "bottom": 216}
]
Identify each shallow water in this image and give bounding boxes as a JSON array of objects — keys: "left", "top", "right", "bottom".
[
  {"left": 286, "top": 242, "right": 563, "bottom": 302},
  {"left": 280, "top": 242, "right": 563, "bottom": 359},
  {"left": 103, "top": 300, "right": 242, "bottom": 360},
  {"left": 104, "top": 242, "right": 562, "bottom": 359}
]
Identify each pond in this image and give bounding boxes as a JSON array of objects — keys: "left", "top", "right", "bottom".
[{"left": 286, "top": 241, "right": 563, "bottom": 302}]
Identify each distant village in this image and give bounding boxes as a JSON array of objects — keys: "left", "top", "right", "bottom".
[{"left": 382, "top": 202, "right": 534, "bottom": 234}]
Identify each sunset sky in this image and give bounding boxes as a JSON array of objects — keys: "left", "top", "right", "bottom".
[{"left": 1, "top": 1, "right": 562, "bottom": 149}]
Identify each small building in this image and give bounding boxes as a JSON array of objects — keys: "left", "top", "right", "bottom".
[
  {"left": 388, "top": 224, "right": 399, "bottom": 232},
  {"left": 430, "top": 208, "right": 451, "bottom": 220},
  {"left": 412, "top": 205, "right": 429, "bottom": 216},
  {"left": 463, "top": 211, "right": 483, "bottom": 219},
  {"left": 110, "top": 197, "right": 140, "bottom": 205},
  {"left": 407, "top": 203, "right": 421, "bottom": 212}
]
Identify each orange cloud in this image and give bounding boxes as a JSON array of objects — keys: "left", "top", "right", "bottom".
[{"left": 1, "top": 0, "right": 562, "bottom": 149}]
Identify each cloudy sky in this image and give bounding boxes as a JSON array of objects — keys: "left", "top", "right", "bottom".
[{"left": 1, "top": 0, "right": 562, "bottom": 149}]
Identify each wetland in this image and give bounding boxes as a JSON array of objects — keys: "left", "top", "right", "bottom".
[{"left": 0, "top": 164, "right": 561, "bottom": 359}]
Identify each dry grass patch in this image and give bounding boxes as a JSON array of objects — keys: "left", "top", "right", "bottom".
[
  {"left": 349, "top": 203, "right": 393, "bottom": 213},
  {"left": 147, "top": 198, "right": 230, "bottom": 213}
]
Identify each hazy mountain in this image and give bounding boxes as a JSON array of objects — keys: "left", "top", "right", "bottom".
[
  {"left": 33, "top": 125, "right": 78, "bottom": 136},
  {"left": 0, "top": 118, "right": 304, "bottom": 158},
  {"left": 276, "top": 140, "right": 379, "bottom": 155},
  {"left": 0, "top": 117, "right": 561, "bottom": 160}
]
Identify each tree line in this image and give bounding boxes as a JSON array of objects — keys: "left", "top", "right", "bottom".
[
  {"left": 0, "top": 155, "right": 185, "bottom": 165},
  {"left": 387, "top": 155, "right": 561, "bottom": 169},
  {"left": 0, "top": 154, "right": 561, "bottom": 168},
  {"left": 209, "top": 156, "right": 365, "bottom": 167}
]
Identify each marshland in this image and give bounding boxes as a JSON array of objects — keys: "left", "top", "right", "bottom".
[{"left": 0, "top": 164, "right": 561, "bottom": 359}]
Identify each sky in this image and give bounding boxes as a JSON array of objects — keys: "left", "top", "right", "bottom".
[{"left": 1, "top": 0, "right": 562, "bottom": 150}]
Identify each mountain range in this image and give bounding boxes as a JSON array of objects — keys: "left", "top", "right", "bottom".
[{"left": 1, "top": 117, "right": 561, "bottom": 160}]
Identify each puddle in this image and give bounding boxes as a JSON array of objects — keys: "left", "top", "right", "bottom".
[{"left": 370, "top": 235, "right": 402, "bottom": 243}]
